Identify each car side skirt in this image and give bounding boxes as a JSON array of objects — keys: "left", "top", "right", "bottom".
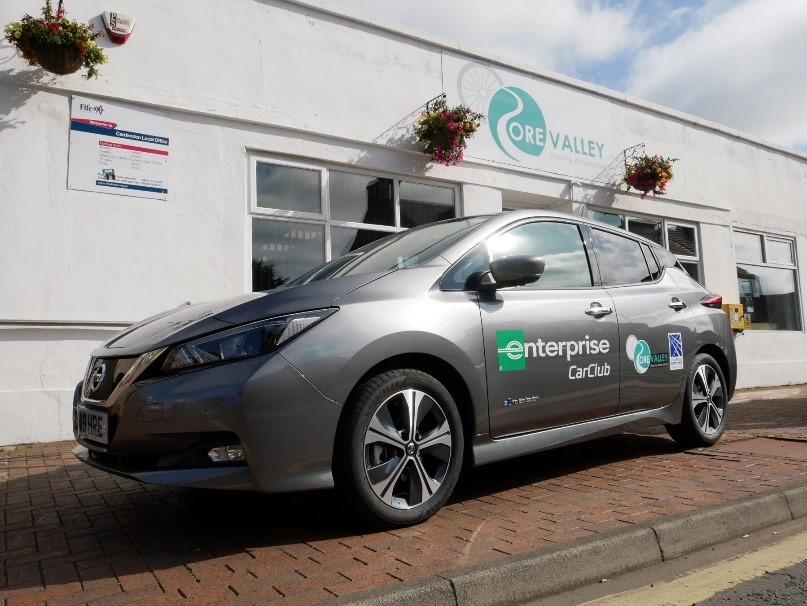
[{"left": 471, "top": 400, "right": 682, "bottom": 467}]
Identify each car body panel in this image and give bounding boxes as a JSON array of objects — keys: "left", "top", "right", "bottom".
[
  {"left": 280, "top": 267, "right": 490, "bottom": 434},
  {"left": 606, "top": 274, "right": 695, "bottom": 414},
  {"left": 480, "top": 287, "right": 620, "bottom": 437}
]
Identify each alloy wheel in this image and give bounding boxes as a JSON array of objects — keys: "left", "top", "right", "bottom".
[
  {"left": 363, "top": 388, "right": 452, "bottom": 509},
  {"left": 690, "top": 363, "right": 725, "bottom": 435}
]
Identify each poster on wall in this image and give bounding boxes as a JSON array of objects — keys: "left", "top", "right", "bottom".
[
  {"left": 442, "top": 53, "right": 614, "bottom": 182},
  {"left": 68, "top": 96, "right": 169, "bottom": 200}
]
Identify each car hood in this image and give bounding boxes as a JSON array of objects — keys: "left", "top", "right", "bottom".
[{"left": 93, "top": 272, "right": 389, "bottom": 357}]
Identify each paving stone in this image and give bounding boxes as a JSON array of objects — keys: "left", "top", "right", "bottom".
[{"left": 1, "top": 390, "right": 806, "bottom": 604}]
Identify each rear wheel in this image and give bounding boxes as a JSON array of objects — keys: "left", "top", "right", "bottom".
[
  {"left": 666, "top": 353, "right": 728, "bottom": 447},
  {"left": 334, "top": 369, "right": 464, "bottom": 527}
]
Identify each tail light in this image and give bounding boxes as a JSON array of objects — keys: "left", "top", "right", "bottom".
[{"left": 700, "top": 293, "right": 723, "bottom": 309}]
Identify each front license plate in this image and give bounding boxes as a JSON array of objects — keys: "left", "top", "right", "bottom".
[{"left": 76, "top": 407, "right": 109, "bottom": 444}]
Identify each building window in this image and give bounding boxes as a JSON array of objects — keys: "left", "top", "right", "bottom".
[
  {"left": 250, "top": 158, "right": 458, "bottom": 291},
  {"left": 588, "top": 210, "right": 701, "bottom": 282},
  {"left": 734, "top": 230, "right": 801, "bottom": 331}
]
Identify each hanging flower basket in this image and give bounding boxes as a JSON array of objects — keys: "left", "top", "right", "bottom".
[
  {"left": 623, "top": 154, "right": 677, "bottom": 199},
  {"left": 413, "top": 95, "right": 484, "bottom": 166},
  {"left": 32, "top": 42, "right": 83, "bottom": 74},
  {"left": 4, "top": 1, "right": 108, "bottom": 79}
]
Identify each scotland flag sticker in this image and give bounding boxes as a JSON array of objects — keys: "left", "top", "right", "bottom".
[{"left": 668, "top": 333, "right": 684, "bottom": 370}]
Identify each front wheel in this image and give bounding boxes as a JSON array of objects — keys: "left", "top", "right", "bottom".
[
  {"left": 666, "top": 353, "right": 728, "bottom": 448},
  {"left": 334, "top": 369, "right": 464, "bottom": 527}
]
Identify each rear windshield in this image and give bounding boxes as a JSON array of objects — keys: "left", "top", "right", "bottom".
[{"left": 288, "top": 217, "right": 490, "bottom": 285}]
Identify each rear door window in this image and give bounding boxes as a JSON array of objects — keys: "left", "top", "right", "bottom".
[{"left": 592, "top": 229, "right": 653, "bottom": 285}]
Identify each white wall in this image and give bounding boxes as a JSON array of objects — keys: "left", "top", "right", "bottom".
[{"left": 1, "top": 0, "right": 806, "bottom": 443}]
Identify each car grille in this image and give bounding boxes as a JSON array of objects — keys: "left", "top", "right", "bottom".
[{"left": 83, "top": 357, "right": 139, "bottom": 401}]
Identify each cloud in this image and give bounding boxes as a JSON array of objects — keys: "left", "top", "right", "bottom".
[
  {"left": 333, "top": 0, "right": 645, "bottom": 74},
  {"left": 625, "top": 0, "right": 807, "bottom": 149},
  {"left": 330, "top": 0, "right": 807, "bottom": 151}
]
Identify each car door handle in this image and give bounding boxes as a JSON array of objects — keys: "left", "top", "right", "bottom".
[
  {"left": 585, "top": 304, "right": 613, "bottom": 318},
  {"left": 669, "top": 298, "right": 688, "bottom": 311}
]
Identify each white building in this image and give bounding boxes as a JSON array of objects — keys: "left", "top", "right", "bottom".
[{"left": 1, "top": 0, "right": 805, "bottom": 445}]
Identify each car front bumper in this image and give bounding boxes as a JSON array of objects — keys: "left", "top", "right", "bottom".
[{"left": 73, "top": 350, "right": 343, "bottom": 493}]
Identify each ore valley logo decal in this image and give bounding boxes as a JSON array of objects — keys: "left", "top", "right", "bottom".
[
  {"left": 625, "top": 335, "right": 671, "bottom": 374},
  {"left": 496, "top": 330, "right": 611, "bottom": 379},
  {"left": 457, "top": 63, "right": 606, "bottom": 165},
  {"left": 487, "top": 86, "right": 606, "bottom": 163}
]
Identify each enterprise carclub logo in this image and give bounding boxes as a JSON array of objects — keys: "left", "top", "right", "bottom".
[
  {"left": 496, "top": 330, "right": 611, "bottom": 373},
  {"left": 497, "top": 330, "right": 526, "bottom": 371}
]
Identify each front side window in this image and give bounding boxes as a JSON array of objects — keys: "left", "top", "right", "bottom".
[
  {"left": 735, "top": 231, "right": 801, "bottom": 331},
  {"left": 443, "top": 221, "right": 592, "bottom": 290},
  {"left": 251, "top": 159, "right": 458, "bottom": 290}
]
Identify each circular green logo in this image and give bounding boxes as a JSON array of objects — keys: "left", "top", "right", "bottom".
[
  {"left": 633, "top": 340, "right": 651, "bottom": 374},
  {"left": 488, "top": 87, "right": 546, "bottom": 161}
]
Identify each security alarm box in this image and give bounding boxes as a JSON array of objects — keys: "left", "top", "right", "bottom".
[
  {"left": 721, "top": 303, "right": 745, "bottom": 331},
  {"left": 103, "top": 12, "right": 135, "bottom": 44}
]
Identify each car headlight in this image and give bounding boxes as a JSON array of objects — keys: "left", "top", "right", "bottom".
[{"left": 161, "top": 308, "right": 336, "bottom": 372}]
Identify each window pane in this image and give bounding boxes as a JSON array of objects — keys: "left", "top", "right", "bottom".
[
  {"left": 331, "top": 226, "right": 390, "bottom": 257},
  {"left": 399, "top": 182, "right": 455, "bottom": 228},
  {"left": 330, "top": 171, "right": 394, "bottom": 226},
  {"left": 627, "top": 218, "right": 663, "bottom": 245},
  {"left": 734, "top": 232, "right": 763, "bottom": 263},
  {"left": 252, "top": 219, "right": 324, "bottom": 290},
  {"left": 588, "top": 211, "right": 624, "bottom": 229},
  {"left": 737, "top": 264, "right": 801, "bottom": 331},
  {"left": 488, "top": 222, "right": 592, "bottom": 288},
  {"left": 256, "top": 163, "right": 321, "bottom": 214},
  {"left": 766, "top": 239, "right": 794, "bottom": 265},
  {"left": 641, "top": 244, "right": 661, "bottom": 280},
  {"left": 593, "top": 229, "right": 652, "bottom": 285},
  {"left": 667, "top": 224, "right": 697, "bottom": 257},
  {"left": 679, "top": 261, "right": 700, "bottom": 282},
  {"left": 654, "top": 246, "right": 679, "bottom": 272}
]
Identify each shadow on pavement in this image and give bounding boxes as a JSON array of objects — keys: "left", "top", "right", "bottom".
[{"left": 1, "top": 432, "right": 681, "bottom": 594}]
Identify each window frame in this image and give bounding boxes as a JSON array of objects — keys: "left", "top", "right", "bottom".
[
  {"left": 248, "top": 155, "right": 461, "bottom": 290},
  {"left": 733, "top": 228, "right": 802, "bottom": 332}
]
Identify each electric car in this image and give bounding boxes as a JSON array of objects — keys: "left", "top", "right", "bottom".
[{"left": 74, "top": 210, "right": 736, "bottom": 526}]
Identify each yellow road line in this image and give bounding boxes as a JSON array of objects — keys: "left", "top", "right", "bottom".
[{"left": 584, "top": 531, "right": 807, "bottom": 606}]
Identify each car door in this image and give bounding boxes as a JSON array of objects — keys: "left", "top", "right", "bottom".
[
  {"left": 590, "top": 228, "right": 694, "bottom": 413},
  {"left": 475, "top": 220, "right": 621, "bottom": 439}
]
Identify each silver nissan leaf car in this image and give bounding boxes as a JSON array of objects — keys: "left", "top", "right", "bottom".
[{"left": 74, "top": 210, "right": 736, "bottom": 526}]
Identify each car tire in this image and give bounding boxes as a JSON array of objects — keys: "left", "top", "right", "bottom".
[
  {"left": 665, "top": 353, "right": 728, "bottom": 448},
  {"left": 334, "top": 369, "right": 464, "bottom": 527}
]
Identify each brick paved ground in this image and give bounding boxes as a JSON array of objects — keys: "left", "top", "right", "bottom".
[{"left": 2, "top": 388, "right": 806, "bottom": 606}]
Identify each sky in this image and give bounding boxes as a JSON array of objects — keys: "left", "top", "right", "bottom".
[{"left": 329, "top": 0, "right": 807, "bottom": 153}]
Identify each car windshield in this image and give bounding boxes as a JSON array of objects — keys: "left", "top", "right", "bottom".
[{"left": 288, "top": 217, "right": 490, "bottom": 286}]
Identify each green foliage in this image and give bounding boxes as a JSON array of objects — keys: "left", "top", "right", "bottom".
[{"left": 4, "top": 1, "right": 108, "bottom": 79}]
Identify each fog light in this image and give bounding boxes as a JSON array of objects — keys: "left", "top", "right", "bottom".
[{"left": 208, "top": 445, "right": 245, "bottom": 463}]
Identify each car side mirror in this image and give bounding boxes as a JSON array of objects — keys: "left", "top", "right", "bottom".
[{"left": 479, "top": 255, "right": 545, "bottom": 290}]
